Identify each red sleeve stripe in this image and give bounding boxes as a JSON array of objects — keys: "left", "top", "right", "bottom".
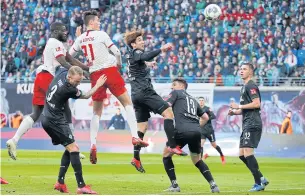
[
  {"left": 55, "top": 54, "right": 64, "bottom": 58},
  {"left": 108, "top": 43, "right": 114, "bottom": 48}
]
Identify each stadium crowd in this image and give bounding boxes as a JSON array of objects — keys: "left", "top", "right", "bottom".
[{"left": 1, "top": 0, "right": 305, "bottom": 86}]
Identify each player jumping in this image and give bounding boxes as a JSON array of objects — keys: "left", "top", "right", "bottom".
[
  {"left": 228, "top": 63, "right": 269, "bottom": 192},
  {"left": 198, "top": 97, "right": 225, "bottom": 164},
  {"left": 162, "top": 78, "right": 219, "bottom": 193},
  {"left": 6, "top": 22, "right": 88, "bottom": 160},
  {"left": 124, "top": 30, "right": 187, "bottom": 173},
  {"left": 69, "top": 10, "right": 148, "bottom": 164}
]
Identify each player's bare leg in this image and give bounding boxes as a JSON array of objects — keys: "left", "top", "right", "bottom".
[
  {"left": 161, "top": 108, "right": 187, "bottom": 156},
  {"left": 117, "top": 92, "right": 149, "bottom": 147},
  {"left": 239, "top": 148, "right": 269, "bottom": 191},
  {"left": 131, "top": 122, "right": 147, "bottom": 173},
  {"left": 190, "top": 152, "right": 219, "bottom": 193},
  {"left": 201, "top": 139, "right": 209, "bottom": 160},
  {"left": 211, "top": 142, "right": 225, "bottom": 164},
  {"left": 89, "top": 101, "right": 103, "bottom": 164},
  {"left": 6, "top": 105, "right": 43, "bottom": 160}
]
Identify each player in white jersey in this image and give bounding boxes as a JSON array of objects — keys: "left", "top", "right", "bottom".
[
  {"left": 6, "top": 22, "right": 88, "bottom": 160},
  {"left": 69, "top": 10, "right": 148, "bottom": 164}
]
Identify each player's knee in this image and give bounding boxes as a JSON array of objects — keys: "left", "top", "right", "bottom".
[
  {"left": 163, "top": 146, "right": 172, "bottom": 157},
  {"left": 66, "top": 143, "right": 79, "bottom": 152},
  {"left": 243, "top": 148, "right": 254, "bottom": 157},
  {"left": 211, "top": 142, "right": 217, "bottom": 148},
  {"left": 162, "top": 107, "right": 174, "bottom": 119},
  {"left": 190, "top": 153, "right": 200, "bottom": 164}
]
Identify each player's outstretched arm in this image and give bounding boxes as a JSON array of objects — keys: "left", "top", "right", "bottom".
[
  {"left": 80, "top": 75, "right": 107, "bottom": 99},
  {"left": 65, "top": 52, "right": 89, "bottom": 71},
  {"left": 56, "top": 55, "right": 73, "bottom": 70}
]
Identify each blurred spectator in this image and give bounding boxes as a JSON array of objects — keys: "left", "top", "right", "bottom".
[{"left": 10, "top": 111, "right": 23, "bottom": 128}]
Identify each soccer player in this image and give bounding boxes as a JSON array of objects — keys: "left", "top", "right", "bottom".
[
  {"left": 6, "top": 22, "right": 88, "bottom": 160},
  {"left": 124, "top": 30, "right": 187, "bottom": 173},
  {"left": 162, "top": 78, "right": 219, "bottom": 193},
  {"left": 42, "top": 66, "right": 104, "bottom": 194},
  {"left": 69, "top": 10, "right": 148, "bottom": 164},
  {"left": 198, "top": 97, "right": 225, "bottom": 164},
  {"left": 228, "top": 63, "right": 269, "bottom": 192}
]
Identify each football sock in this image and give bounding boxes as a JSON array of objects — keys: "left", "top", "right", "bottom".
[
  {"left": 125, "top": 105, "right": 139, "bottom": 138},
  {"left": 195, "top": 160, "right": 215, "bottom": 185},
  {"left": 164, "top": 119, "right": 176, "bottom": 148},
  {"left": 70, "top": 152, "right": 85, "bottom": 188},
  {"left": 12, "top": 116, "right": 34, "bottom": 143},
  {"left": 58, "top": 150, "right": 70, "bottom": 184},
  {"left": 90, "top": 115, "right": 100, "bottom": 147},
  {"left": 134, "top": 131, "right": 144, "bottom": 161},
  {"left": 215, "top": 145, "right": 224, "bottom": 156},
  {"left": 239, "top": 155, "right": 263, "bottom": 181},
  {"left": 246, "top": 155, "right": 262, "bottom": 185},
  {"left": 200, "top": 147, "right": 204, "bottom": 158},
  {"left": 163, "top": 157, "right": 178, "bottom": 187}
]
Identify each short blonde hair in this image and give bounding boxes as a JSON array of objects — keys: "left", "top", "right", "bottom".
[
  {"left": 68, "top": 66, "right": 83, "bottom": 76},
  {"left": 124, "top": 29, "right": 144, "bottom": 47}
]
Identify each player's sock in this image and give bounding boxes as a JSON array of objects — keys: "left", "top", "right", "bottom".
[
  {"left": 246, "top": 155, "right": 262, "bottom": 185},
  {"left": 163, "top": 157, "right": 178, "bottom": 187},
  {"left": 215, "top": 145, "right": 224, "bottom": 156},
  {"left": 12, "top": 116, "right": 34, "bottom": 143},
  {"left": 195, "top": 160, "right": 215, "bottom": 185},
  {"left": 164, "top": 119, "right": 176, "bottom": 148},
  {"left": 90, "top": 115, "right": 100, "bottom": 147},
  {"left": 58, "top": 150, "right": 70, "bottom": 184},
  {"left": 70, "top": 152, "right": 85, "bottom": 188},
  {"left": 125, "top": 105, "right": 139, "bottom": 138},
  {"left": 239, "top": 155, "right": 263, "bottom": 179},
  {"left": 134, "top": 131, "right": 144, "bottom": 161},
  {"left": 200, "top": 147, "right": 204, "bottom": 158}
]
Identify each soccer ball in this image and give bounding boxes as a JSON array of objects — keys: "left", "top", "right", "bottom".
[{"left": 203, "top": 4, "right": 222, "bottom": 20}]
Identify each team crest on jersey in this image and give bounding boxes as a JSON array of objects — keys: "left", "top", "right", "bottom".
[{"left": 55, "top": 47, "right": 61, "bottom": 51}]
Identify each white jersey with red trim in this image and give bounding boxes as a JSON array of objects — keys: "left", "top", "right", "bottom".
[
  {"left": 70, "top": 30, "right": 117, "bottom": 73},
  {"left": 41, "top": 38, "right": 67, "bottom": 76}
]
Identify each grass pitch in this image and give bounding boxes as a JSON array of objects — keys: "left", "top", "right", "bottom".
[{"left": 1, "top": 150, "right": 305, "bottom": 195}]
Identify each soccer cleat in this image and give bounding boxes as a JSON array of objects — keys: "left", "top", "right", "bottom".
[
  {"left": 54, "top": 182, "right": 69, "bottom": 193},
  {"left": 261, "top": 177, "right": 269, "bottom": 190},
  {"left": 76, "top": 185, "right": 97, "bottom": 194},
  {"left": 168, "top": 146, "right": 188, "bottom": 156},
  {"left": 6, "top": 139, "right": 17, "bottom": 160},
  {"left": 203, "top": 153, "right": 209, "bottom": 160},
  {"left": 90, "top": 144, "right": 97, "bottom": 164},
  {"left": 164, "top": 185, "right": 181, "bottom": 192},
  {"left": 132, "top": 137, "right": 149, "bottom": 147},
  {"left": 211, "top": 184, "right": 220, "bottom": 193},
  {"left": 131, "top": 158, "right": 145, "bottom": 173},
  {"left": 221, "top": 155, "right": 226, "bottom": 164},
  {"left": 249, "top": 184, "right": 265, "bottom": 192},
  {"left": 0, "top": 177, "right": 9, "bottom": 184},
  {"left": 79, "top": 153, "right": 86, "bottom": 159}
]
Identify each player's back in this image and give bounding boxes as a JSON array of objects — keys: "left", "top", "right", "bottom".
[
  {"left": 169, "top": 90, "right": 204, "bottom": 131},
  {"left": 42, "top": 38, "right": 67, "bottom": 76},
  {"left": 43, "top": 69, "right": 79, "bottom": 121},
  {"left": 74, "top": 30, "right": 117, "bottom": 73}
]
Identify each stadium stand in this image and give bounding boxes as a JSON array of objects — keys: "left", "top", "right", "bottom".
[{"left": 1, "top": 0, "right": 305, "bottom": 86}]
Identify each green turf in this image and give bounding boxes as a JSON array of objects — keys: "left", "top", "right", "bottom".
[{"left": 1, "top": 150, "right": 305, "bottom": 195}]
